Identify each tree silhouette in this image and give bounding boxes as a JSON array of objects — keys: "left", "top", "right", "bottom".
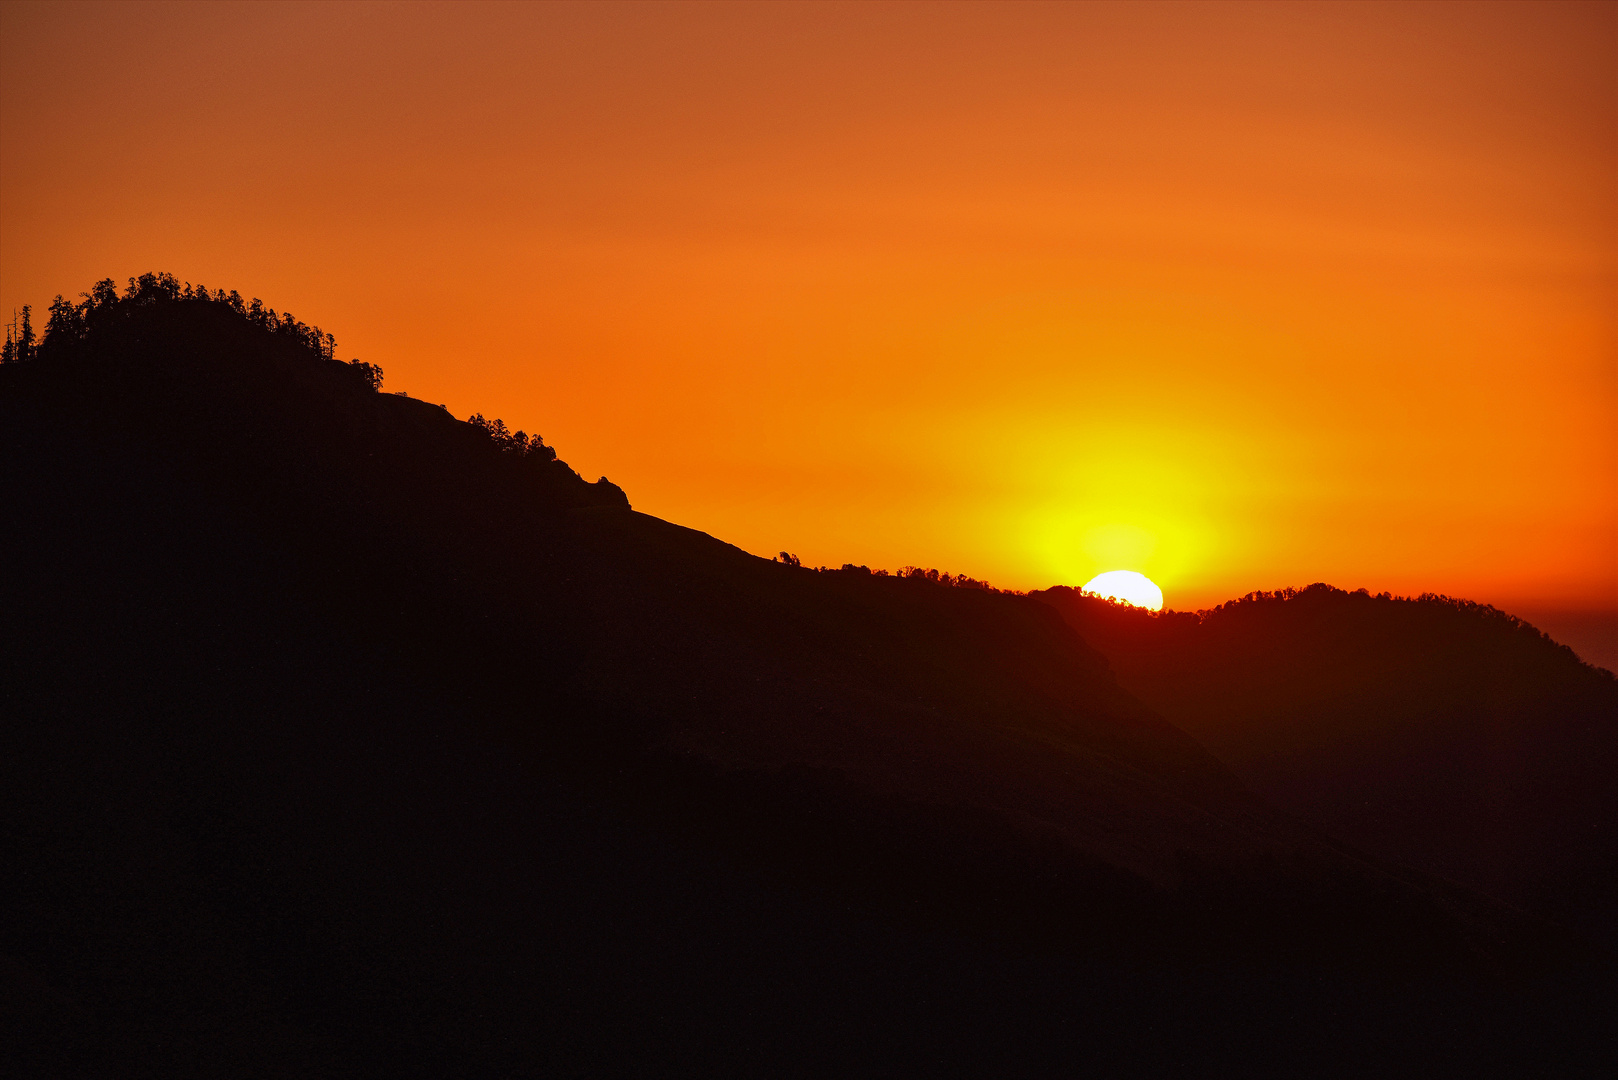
[
  {"left": 2, "top": 305, "right": 35, "bottom": 363},
  {"left": 468, "top": 413, "right": 557, "bottom": 461},
  {"left": 8, "top": 269, "right": 381, "bottom": 390}
]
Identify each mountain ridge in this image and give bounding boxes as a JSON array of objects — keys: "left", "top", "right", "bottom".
[
  {"left": 3, "top": 275, "right": 1612, "bottom": 1074},
  {"left": 1034, "top": 583, "right": 1618, "bottom": 949}
]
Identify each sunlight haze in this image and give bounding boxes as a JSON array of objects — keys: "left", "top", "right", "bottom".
[{"left": 2, "top": 1, "right": 1612, "bottom": 625}]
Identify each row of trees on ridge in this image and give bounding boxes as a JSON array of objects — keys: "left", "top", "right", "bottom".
[
  {"left": 2, "top": 271, "right": 382, "bottom": 390},
  {"left": 771, "top": 553, "right": 1002, "bottom": 591}
]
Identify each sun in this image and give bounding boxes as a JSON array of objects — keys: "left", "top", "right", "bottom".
[{"left": 1081, "top": 570, "right": 1163, "bottom": 611}]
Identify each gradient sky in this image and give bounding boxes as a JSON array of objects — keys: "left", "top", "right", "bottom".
[{"left": 3, "top": 2, "right": 1613, "bottom": 628}]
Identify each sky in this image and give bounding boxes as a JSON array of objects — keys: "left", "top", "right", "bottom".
[{"left": 2, "top": 1, "right": 1614, "bottom": 647}]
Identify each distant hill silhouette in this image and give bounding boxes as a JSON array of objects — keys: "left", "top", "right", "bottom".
[
  {"left": 2, "top": 275, "right": 1612, "bottom": 1075},
  {"left": 1034, "top": 584, "right": 1618, "bottom": 948}
]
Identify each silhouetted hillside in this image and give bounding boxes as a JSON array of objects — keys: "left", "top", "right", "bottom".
[
  {"left": 2, "top": 277, "right": 1612, "bottom": 1075},
  {"left": 1035, "top": 584, "right": 1618, "bottom": 949}
]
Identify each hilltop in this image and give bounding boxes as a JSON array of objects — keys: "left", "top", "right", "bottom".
[
  {"left": 1035, "top": 584, "right": 1618, "bottom": 948},
  {"left": 2, "top": 276, "right": 1612, "bottom": 1075}
]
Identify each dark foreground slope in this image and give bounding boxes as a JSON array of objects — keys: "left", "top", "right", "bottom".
[
  {"left": 1035, "top": 586, "right": 1618, "bottom": 952},
  {"left": 2, "top": 292, "right": 1612, "bottom": 1075}
]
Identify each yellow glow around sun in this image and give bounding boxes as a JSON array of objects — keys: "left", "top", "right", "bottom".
[{"left": 1081, "top": 570, "right": 1164, "bottom": 611}]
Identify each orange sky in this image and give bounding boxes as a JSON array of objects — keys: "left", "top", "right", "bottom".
[{"left": 3, "top": 1, "right": 1613, "bottom": 618}]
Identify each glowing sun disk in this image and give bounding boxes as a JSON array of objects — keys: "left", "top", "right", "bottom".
[{"left": 1082, "top": 570, "right": 1163, "bottom": 611}]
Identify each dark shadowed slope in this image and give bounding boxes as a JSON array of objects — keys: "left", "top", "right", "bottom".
[
  {"left": 2, "top": 279, "right": 1612, "bottom": 1075},
  {"left": 1035, "top": 585, "right": 1618, "bottom": 950}
]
